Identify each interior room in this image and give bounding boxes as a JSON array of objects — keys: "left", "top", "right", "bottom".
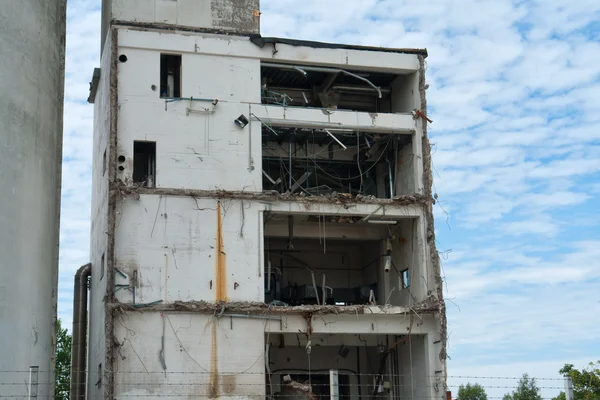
[
  {"left": 260, "top": 63, "right": 418, "bottom": 114},
  {"left": 261, "top": 127, "right": 414, "bottom": 198},
  {"left": 263, "top": 213, "right": 421, "bottom": 307},
  {"left": 266, "top": 333, "right": 428, "bottom": 399}
]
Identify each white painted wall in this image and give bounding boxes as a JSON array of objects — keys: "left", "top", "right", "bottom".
[
  {"left": 118, "top": 28, "right": 421, "bottom": 73},
  {"left": 116, "top": 47, "right": 262, "bottom": 191},
  {"left": 114, "top": 195, "right": 264, "bottom": 303},
  {"left": 113, "top": 312, "right": 265, "bottom": 399},
  {"left": 0, "top": 2, "right": 65, "bottom": 397},
  {"left": 87, "top": 31, "right": 114, "bottom": 400}
]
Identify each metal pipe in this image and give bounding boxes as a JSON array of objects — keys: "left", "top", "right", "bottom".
[
  {"left": 224, "top": 314, "right": 282, "bottom": 321},
  {"left": 262, "top": 63, "right": 382, "bottom": 98},
  {"left": 324, "top": 129, "right": 348, "bottom": 150},
  {"left": 28, "top": 366, "right": 38, "bottom": 399},
  {"left": 332, "top": 85, "right": 391, "bottom": 94},
  {"left": 388, "top": 160, "right": 395, "bottom": 198},
  {"left": 70, "top": 263, "right": 91, "bottom": 400},
  {"left": 288, "top": 141, "right": 293, "bottom": 191}
]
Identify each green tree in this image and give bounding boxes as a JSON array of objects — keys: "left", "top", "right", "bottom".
[
  {"left": 503, "top": 374, "right": 542, "bottom": 400},
  {"left": 55, "top": 318, "right": 71, "bottom": 400},
  {"left": 558, "top": 361, "right": 600, "bottom": 400},
  {"left": 457, "top": 383, "right": 488, "bottom": 400},
  {"left": 551, "top": 392, "right": 566, "bottom": 400}
]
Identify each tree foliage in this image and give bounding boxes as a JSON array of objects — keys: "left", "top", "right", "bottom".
[
  {"left": 503, "top": 374, "right": 542, "bottom": 400},
  {"left": 559, "top": 361, "right": 600, "bottom": 400},
  {"left": 55, "top": 318, "right": 71, "bottom": 400},
  {"left": 551, "top": 392, "right": 566, "bottom": 400},
  {"left": 458, "top": 383, "right": 488, "bottom": 400}
]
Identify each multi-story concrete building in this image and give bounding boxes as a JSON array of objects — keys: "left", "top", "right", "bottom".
[{"left": 79, "top": 1, "right": 447, "bottom": 398}]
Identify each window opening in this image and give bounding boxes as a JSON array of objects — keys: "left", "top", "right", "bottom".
[
  {"left": 160, "top": 54, "right": 181, "bottom": 98},
  {"left": 401, "top": 268, "right": 410, "bottom": 289},
  {"left": 100, "top": 253, "right": 105, "bottom": 281},
  {"left": 102, "top": 149, "right": 107, "bottom": 176},
  {"left": 133, "top": 141, "right": 156, "bottom": 187}
]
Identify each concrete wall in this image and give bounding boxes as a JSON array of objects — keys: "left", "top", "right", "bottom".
[
  {"left": 87, "top": 30, "right": 114, "bottom": 400},
  {"left": 114, "top": 195, "right": 264, "bottom": 303},
  {"left": 0, "top": 2, "right": 66, "bottom": 397},
  {"left": 102, "top": 0, "right": 260, "bottom": 53},
  {"left": 116, "top": 46, "right": 262, "bottom": 191},
  {"left": 113, "top": 312, "right": 265, "bottom": 399}
]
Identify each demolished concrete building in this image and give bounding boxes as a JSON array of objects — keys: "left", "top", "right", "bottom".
[{"left": 76, "top": 0, "right": 447, "bottom": 398}]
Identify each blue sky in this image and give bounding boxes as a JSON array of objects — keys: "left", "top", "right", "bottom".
[{"left": 59, "top": 1, "right": 600, "bottom": 398}]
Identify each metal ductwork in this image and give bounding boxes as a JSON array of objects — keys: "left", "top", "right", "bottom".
[{"left": 70, "top": 263, "right": 91, "bottom": 400}]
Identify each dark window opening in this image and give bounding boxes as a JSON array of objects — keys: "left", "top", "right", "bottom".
[
  {"left": 102, "top": 149, "right": 107, "bottom": 176},
  {"left": 160, "top": 54, "right": 181, "bottom": 98},
  {"left": 96, "top": 363, "right": 102, "bottom": 388},
  {"left": 133, "top": 141, "right": 156, "bottom": 187},
  {"left": 401, "top": 269, "right": 410, "bottom": 289},
  {"left": 100, "top": 253, "right": 105, "bottom": 281},
  {"left": 261, "top": 63, "right": 418, "bottom": 113},
  {"left": 262, "top": 127, "right": 413, "bottom": 199}
]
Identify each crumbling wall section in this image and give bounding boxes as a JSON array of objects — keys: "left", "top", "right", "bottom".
[
  {"left": 418, "top": 54, "right": 448, "bottom": 385},
  {"left": 105, "top": 27, "right": 119, "bottom": 400}
]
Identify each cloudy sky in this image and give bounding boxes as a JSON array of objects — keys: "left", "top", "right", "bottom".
[{"left": 60, "top": 0, "right": 600, "bottom": 398}]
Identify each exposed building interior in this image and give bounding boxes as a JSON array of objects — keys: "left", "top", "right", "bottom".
[
  {"left": 267, "top": 333, "right": 429, "bottom": 400},
  {"left": 260, "top": 62, "right": 418, "bottom": 114},
  {"left": 262, "top": 128, "right": 414, "bottom": 198},
  {"left": 264, "top": 213, "right": 419, "bottom": 307}
]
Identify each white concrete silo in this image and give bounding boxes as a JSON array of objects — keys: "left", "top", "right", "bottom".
[{"left": 0, "top": 1, "right": 66, "bottom": 398}]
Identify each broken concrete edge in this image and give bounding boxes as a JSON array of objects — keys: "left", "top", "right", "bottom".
[
  {"left": 108, "top": 295, "right": 442, "bottom": 316},
  {"left": 112, "top": 20, "right": 259, "bottom": 38},
  {"left": 112, "top": 182, "right": 434, "bottom": 208},
  {"left": 418, "top": 54, "right": 448, "bottom": 386},
  {"left": 105, "top": 27, "right": 118, "bottom": 400}
]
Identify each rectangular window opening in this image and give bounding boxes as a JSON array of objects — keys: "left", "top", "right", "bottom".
[
  {"left": 102, "top": 149, "right": 107, "bottom": 176},
  {"left": 160, "top": 54, "right": 181, "bottom": 98},
  {"left": 401, "top": 268, "right": 410, "bottom": 289},
  {"left": 133, "top": 141, "right": 156, "bottom": 188},
  {"left": 100, "top": 253, "right": 105, "bottom": 281}
]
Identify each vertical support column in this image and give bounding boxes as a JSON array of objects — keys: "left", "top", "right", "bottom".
[
  {"left": 565, "top": 376, "right": 574, "bottom": 400},
  {"left": 412, "top": 127, "right": 425, "bottom": 195},
  {"left": 329, "top": 369, "right": 339, "bottom": 400},
  {"left": 28, "top": 366, "right": 38, "bottom": 399}
]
